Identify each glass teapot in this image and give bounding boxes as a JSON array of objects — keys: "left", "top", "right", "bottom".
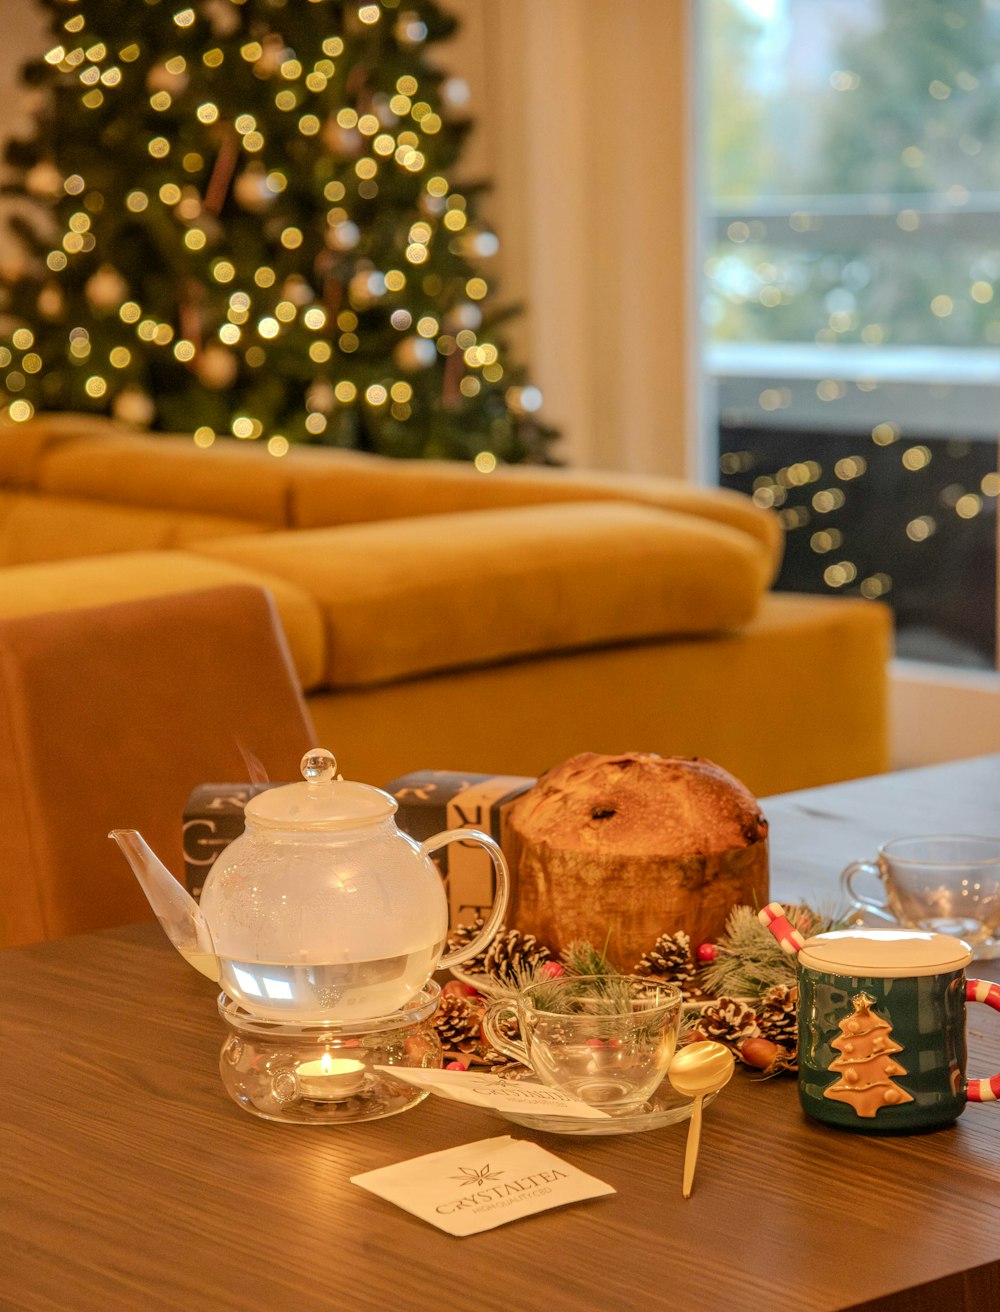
[{"left": 111, "top": 749, "right": 509, "bottom": 1024}]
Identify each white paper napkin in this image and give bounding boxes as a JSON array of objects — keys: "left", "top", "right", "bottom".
[
  {"left": 373, "top": 1065, "right": 612, "bottom": 1119},
  {"left": 351, "top": 1134, "right": 615, "bottom": 1236}
]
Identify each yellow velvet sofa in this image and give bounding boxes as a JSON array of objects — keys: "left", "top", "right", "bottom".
[{"left": 0, "top": 412, "right": 891, "bottom": 796}]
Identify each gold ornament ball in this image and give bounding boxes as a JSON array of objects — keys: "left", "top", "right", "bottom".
[
  {"left": 112, "top": 388, "right": 156, "bottom": 427},
  {"left": 255, "top": 35, "right": 286, "bottom": 76},
  {"left": 196, "top": 345, "right": 239, "bottom": 389},
  {"left": 85, "top": 265, "right": 129, "bottom": 311},
  {"left": 204, "top": 0, "right": 240, "bottom": 37},
  {"left": 348, "top": 270, "right": 375, "bottom": 307},
  {"left": 394, "top": 335, "right": 436, "bottom": 371},
  {"left": 233, "top": 165, "right": 274, "bottom": 213},
  {"left": 323, "top": 121, "right": 362, "bottom": 159},
  {"left": 146, "top": 63, "right": 189, "bottom": 95},
  {"left": 282, "top": 274, "right": 313, "bottom": 306},
  {"left": 306, "top": 379, "right": 336, "bottom": 412},
  {"left": 37, "top": 284, "right": 64, "bottom": 319}
]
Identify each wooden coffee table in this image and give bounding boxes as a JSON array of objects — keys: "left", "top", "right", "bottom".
[{"left": 4, "top": 756, "right": 1000, "bottom": 1312}]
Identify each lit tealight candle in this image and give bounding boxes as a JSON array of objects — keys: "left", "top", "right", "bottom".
[{"left": 296, "top": 1053, "right": 366, "bottom": 1102}]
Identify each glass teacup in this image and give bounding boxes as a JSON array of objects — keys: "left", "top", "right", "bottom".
[
  {"left": 841, "top": 835, "right": 1000, "bottom": 955},
  {"left": 481, "top": 974, "right": 683, "bottom": 1114}
]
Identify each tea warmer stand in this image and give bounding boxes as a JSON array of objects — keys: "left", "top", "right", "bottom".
[{"left": 217, "top": 981, "right": 443, "bottom": 1125}]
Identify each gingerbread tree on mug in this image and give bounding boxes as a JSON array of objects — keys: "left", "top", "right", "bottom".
[{"left": 824, "top": 991, "right": 914, "bottom": 1118}]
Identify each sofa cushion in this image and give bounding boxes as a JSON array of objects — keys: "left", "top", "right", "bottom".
[
  {"left": 3, "top": 416, "right": 781, "bottom": 580},
  {"left": 0, "top": 550, "right": 326, "bottom": 689},
  {"left": 37, "top": 434, "right": 292, "bottom": 526},
  {"left": 0, "top": 493, "right": 268, "bottom": 565},
  {"left": 284, "top": 452, "right": 783, "bottom": 583},
  {"left": 0, "top": 413, "right": 131, "bottom": 486},
  {"left": 191, "top": 501, "right": 768, "bottom": 688}
]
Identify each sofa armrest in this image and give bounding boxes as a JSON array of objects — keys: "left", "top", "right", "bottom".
[
  {"left": 190, "top": 501, "right": 770, "bottom": 688},
  {"left": 0, "top": 550, "right": 327, "bottom": 689}
]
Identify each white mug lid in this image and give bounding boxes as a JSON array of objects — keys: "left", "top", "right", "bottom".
[{"left": 798, "top": 927, "right": 972, "bottom": 978}]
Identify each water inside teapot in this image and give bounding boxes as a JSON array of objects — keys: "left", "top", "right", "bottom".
[{"left": 184, "top": 943, "right": 445, "bottom": 1023}]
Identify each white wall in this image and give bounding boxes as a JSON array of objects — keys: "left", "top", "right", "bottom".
[
  {"left": 891, "top": 662, "right": 1000, "bottom": 771},
  {"left": 442, "top": 0, "right": 694, "bottom": 476}
]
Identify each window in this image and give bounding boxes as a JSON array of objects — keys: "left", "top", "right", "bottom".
[{"left": 701, "top": 0, "right": 1000, "bottom": 669}]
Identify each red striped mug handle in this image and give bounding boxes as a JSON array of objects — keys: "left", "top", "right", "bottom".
[{"left": 965, "top": 979, "right": 1000, "bottom": 1103}]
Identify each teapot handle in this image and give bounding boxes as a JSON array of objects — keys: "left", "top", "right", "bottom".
[{"left": 420, "top": 828, "right": 510, "bottom": 970}]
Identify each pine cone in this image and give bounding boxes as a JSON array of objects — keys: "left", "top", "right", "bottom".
[
  {"left": 633, "top": 931, "right": 704, "bottom": 999},
  {"left": 482, "top": 929, "right": 552, "bottom": 986},
  {"left": 433, "top": 994, "right": 485, "bottom": 1053},
  {"left": 758, "top": 983, "right": 798, "bottom": 1054},
  {"left": 474, "top": 1013, "right": 525, "bottom": 1073},
  {"left": 694, "top": 996, "right": 761, "bottom": 1048},
  {"left": 445, "top": 917, "right": 490, "bottom": 975}
]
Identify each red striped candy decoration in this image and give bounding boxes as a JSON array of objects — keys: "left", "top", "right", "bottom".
[
  {"left": 964, "top": 979, "right": 1000, "bottom": 1102},
  {"left": 757, "top": 902, "right": 806, "bottom": 956}
]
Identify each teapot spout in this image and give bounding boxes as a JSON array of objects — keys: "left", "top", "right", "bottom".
[
  {"left": 758, "top": 903, "right": 806, "bottom": 956},
  {"left": 109, "top": 829, "right": 220, "bottom": 982}
]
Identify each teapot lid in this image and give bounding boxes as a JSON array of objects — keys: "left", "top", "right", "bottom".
[
  {"left": 799, "top": 927, "right": 973, "bottom": 978},
  {"left": 244, "top": 749, "right": 398, "bottom": 832}
]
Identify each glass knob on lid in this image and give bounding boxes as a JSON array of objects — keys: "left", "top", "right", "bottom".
[
  {"left": 244, "top": 748, "right": 399, "bottom": 831},
  {"left": 302, "top": 748, "right": 338, "bottom": 783}
]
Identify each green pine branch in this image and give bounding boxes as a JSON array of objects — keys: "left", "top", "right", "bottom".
[{"left": 700, "top": 902, "right": 842, "bottom": 1001}]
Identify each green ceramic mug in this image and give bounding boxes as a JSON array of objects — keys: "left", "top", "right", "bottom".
[
  {"left": 794, "top": 928, "right": 1000, "bottom": 1132},
  {"left": 759, "top": 908, "right": 1000, "bottom": 1133}
]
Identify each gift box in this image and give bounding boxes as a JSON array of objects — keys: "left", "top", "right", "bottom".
[
  {"left": 385, "top": 770, "right": 534, "bottom": 930},
  {"left": 182, "top": 782, "right": 281, "bottom": 897}
]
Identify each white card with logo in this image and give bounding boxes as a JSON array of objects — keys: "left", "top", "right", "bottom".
[
  {"left": 373, "top": 1066, "right": 611, "bottom": 1119},
  {"left": 351, "top": 1134, "right": 615, "bottom": 1236}
]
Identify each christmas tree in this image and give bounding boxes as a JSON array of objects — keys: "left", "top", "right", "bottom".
[
  {"left": 824, "top": 992, "right": 914, "bottom": 1119},
  {"left": 0, "top": 0, "right": 555, "bottom": 463}
]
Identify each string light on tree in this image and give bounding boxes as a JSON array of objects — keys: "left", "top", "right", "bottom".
[{"left": 0, "top": 0, "right": 554, "bottom": 463}]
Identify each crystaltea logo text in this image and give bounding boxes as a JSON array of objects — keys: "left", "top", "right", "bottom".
[{"left": 436, "top": 1164, "right": 568, "bottom": 1215}]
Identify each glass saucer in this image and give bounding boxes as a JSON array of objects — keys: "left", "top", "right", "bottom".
[{"left": 492, "top": 1080, "right": 717, "bottom": 1136}]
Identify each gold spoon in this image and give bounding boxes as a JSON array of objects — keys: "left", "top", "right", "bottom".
[{"left": 667, "top": 1040, "right": 736, "bottom": 1199}]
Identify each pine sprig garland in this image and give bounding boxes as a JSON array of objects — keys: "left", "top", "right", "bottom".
[
  {"left": 439, "top": 903, "right": 837, "bottom": 1075},
  {"left": 560, "top": 936, "right": 616, "bottom": 977},
  {"left": 699, "top": 903, "right": 836, "bottom": 1000},
  {"left": 469, "top": 959, "right": 557, "bottom": 1003}
]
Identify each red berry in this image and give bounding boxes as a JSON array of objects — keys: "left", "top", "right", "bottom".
[
  {"left": 696, "top": 942, "right": 718, "bottom": 963},
  {"left": 445, "top": 1059, "right": 467, "bottom": 1071},
  {"left": 441, "top": 979, "right": 480, "bottom": 1000},
  {"left": 540, "top": 961, "right": 565, "bottom": 979}
]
